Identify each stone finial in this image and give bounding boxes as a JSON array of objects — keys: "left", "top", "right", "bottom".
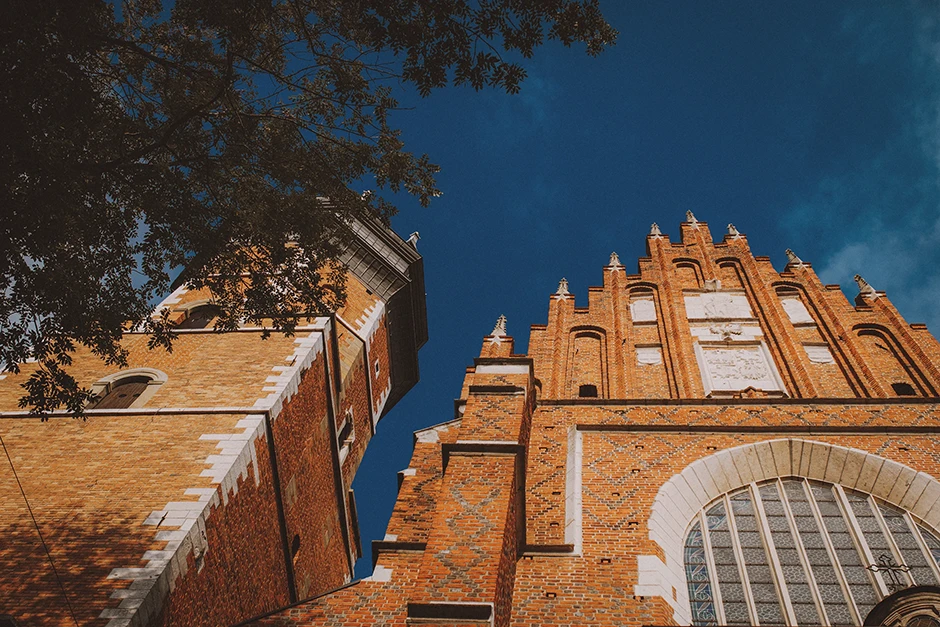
[
  {"left": 785, "top": 249, "right": 805, "bottom": 267},
  {"left": 686, "top": 210, "right": 698, "bottom": 224},
  {"left": 727, "top": 223, "right": 741, "bottom": 238},
  {"left": 855, "top": 274, "right": 878, "bottom": 299},
  {"left": 407, "top": 231, "right": 420, "bottom": 248},
  {"left": 490, "top": 314, "right": 507, "bottom": 338},
  {"left": 649, "top": 223, "right": 662, "bottom": 237},
  {"left": 608, "top": 252, "right": 622, "bottom": 267},
  {"left": 556, "top": 278, "right": 570, "bottom": 297}
]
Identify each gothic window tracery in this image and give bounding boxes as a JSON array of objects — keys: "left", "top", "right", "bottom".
[{"left": 685, "top": 478, "right": 940, "bottom": 626}]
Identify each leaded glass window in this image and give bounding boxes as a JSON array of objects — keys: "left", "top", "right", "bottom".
[{"left": 685, "top": 478, "right": 940, "bottom": 626}]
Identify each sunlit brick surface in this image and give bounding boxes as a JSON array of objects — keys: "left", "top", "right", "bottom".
[{"left": 246, "top": 219, "right": 940, "bottom": 627}]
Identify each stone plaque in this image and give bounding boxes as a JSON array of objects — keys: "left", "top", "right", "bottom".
[
  {"left": 636, "top": 346, "right": 663, "bottom": 366},
  {"left": 685, "top": 293, "right": 753, "bottom": 320},
  {"left": 804, "top": 345, "right": 835, "bottom": 364},
  {"left": 781, "top": 298, "right": 814, "bottom": 324},
  {"left": 698, "top": 345, "right": 782, "bottom": 392},
  {"left": 630, "top": 298, "right": 656, "bottom": 322}
]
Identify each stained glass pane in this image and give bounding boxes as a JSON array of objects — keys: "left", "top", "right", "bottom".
[
  {"left": 781, "top": 480, "right": 855, "bottom": 626},
  {"left": 707, "top": 500, "right": 750, "bottom": 625},
  {"left": 810, "top": 482, "right": 878, "bottom": 619},
  {"left": 878, "top": 504, "right": 936, "bottom": 586},
  {"left": 731, "top": 491, "right": 786, "bottom": 625},
  {"left": 760, "top": 482, "right": 820, "bottom": 625},
  {"left": 686, "top": 520, "right": 718, "bottom": 626},
  {"left": 917, "top": 523, "right": 940, "bottom": 572},
  {"left": 846, "top": 491, "right": 912, "bottom": 592}
]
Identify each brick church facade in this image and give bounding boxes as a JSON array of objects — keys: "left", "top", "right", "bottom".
[
  {"left": 244, "top": 214, "right": 940, "bottom": 627},
  {"left": 0, "top": 218, "right": 427, "bottom": 626}
]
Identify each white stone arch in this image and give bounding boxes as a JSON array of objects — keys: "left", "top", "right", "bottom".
[
  {"left": 89, "top": 367, "right": 169, "bottom": 409},
  {"left": 638, "top": 438, "right": 940, "bottom": 624}
]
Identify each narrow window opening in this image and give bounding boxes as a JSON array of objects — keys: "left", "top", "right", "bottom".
[
  {"left": 578, "top": 384, "right": 598, "bottom": 398},
  {"left": 892, "top": 382, "right": 917, "bottom": 396},
  {"left": 291, "top": 534, "right": 301, "bottom": 562},
  {"left": 338, "top": 410, "right": 355, "bottom": 447}
]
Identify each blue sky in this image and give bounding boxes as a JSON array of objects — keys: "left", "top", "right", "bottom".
[{"left": 351, "top": 1, "right": 940, "bottom": 576}]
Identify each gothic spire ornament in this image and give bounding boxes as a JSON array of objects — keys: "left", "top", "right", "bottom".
[
  {"left": 649, "top": 223, "right": 662, "bottom": 237},
  {"left": 785, "top": 249, "right": 805, "bottom": 268},
  {"left": 686, "top": 210, "right": 698, "bottom": 224},
  {"left": 727, "top": 224, "right": 741, "bottom": 238},
  {"left": 555, "top": 278, "right": 570, "bottom": 297},
  {"left": 490, "top": 315, "right": 507, "bottom": 338},
  {"left": 855, "top": 274, "right": 878, "bottom": 299},
  {"left": 608, "top": 252, "right": 622, "bottom": 267}
]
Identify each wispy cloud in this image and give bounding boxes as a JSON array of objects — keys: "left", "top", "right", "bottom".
[{"left": 784, "top": 5, "right": 940, "bottom": 331}]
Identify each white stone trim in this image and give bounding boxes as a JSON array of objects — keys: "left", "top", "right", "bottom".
[
  {"left": 474, "top": 364, "right": 530, "bottom": 375},
  {"left": 374, "top": 380, "right": 391, "bottom": 428},
  {"left": 355, "top": 301, "right": 386, "bottom": 350},
  {"left": 637, "top": 439, "right": 940, "bottom": 624},
  {"left": 414, "top": 419, "right": 459, "bottom": 444},
  {"left": 89, "top": 368, "right": 169, "bottom": 410},
  {"left": 101, "top": 319, "right": 331, "bottom": 626},
  {"left": 153, "top": 284, "right": 189, "bottom": 311}
]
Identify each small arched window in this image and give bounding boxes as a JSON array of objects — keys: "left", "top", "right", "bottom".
[
  {"left": 93, "top": 376, "right": 150, "bottom": 409},
  {"left": 89, "top": 369, "right": 167, "bottom": 410},
  {"left": 685, "top": 478, "right": 940, "bottom": 626},
  {"left": 176, "top": 304, "right": 221, "bottom": 329}
]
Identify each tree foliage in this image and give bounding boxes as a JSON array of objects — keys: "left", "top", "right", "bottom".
[{"left": 0, "top": 0, "right": 616, "bottom": 415}]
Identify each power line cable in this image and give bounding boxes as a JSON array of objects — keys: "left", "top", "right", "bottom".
[{"left": 1, "top": 434, "right": 80, "bottom": 627}]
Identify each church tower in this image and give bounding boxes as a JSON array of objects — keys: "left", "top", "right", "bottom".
[
  {"left": 247, "top": 215, "right": 940, "bottom": 627},
  {"left": 0, "top": 218, "right": 426, "bottom": 627}
]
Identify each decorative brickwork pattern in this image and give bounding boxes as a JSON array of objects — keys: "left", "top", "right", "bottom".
[{"left": 246, "top": 218, "right": 940, "bottom": 627}]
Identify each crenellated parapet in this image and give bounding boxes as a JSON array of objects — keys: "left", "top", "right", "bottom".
[{"left": 527, "top": 217, "right": 940, "bottom": 401}]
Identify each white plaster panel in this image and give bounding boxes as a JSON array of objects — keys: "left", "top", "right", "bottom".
[
  {"left": 690, "top": 323, "right": 763, "bottom": 342},
  {"left": 636, "top": 346, "right": 663, "bottom": 366},
  {"left": 630, "top": 298, "right": 657, "bottom": 322},
  {"left": 474, "top": 364, "right": 530, "bottom": 374},
  {"left": 684, "top": 292, "right": 754, "bottom": 320},
  {"left": 781, "top": 298, "right": 814, "bottom": 324},
  {"left": 804, "top": 345, "right": 835, "bottom": 364},
  {"left": 698, "top": 345, "right": 783, "bottom": 393}
]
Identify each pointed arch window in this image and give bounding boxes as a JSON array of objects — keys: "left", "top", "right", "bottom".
[{"left": 685, "top": 478, "right": 940, "bottom": 626}]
